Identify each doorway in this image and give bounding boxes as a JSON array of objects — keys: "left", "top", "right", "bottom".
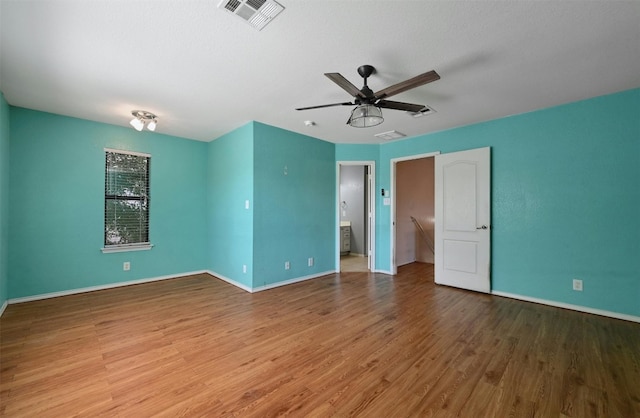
[
  {"left": 390, "top": 148, "right": 491, "bottom": 293},
  {"left": 337, "top": 161, "right": 375, "bottom": 272},
  {"left": 392, "top": 153, "right": 438, "bottom": 274}
]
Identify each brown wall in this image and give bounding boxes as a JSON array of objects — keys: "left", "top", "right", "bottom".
[{"left": 396, "top": 157, "right": 434, "bottom": 265}]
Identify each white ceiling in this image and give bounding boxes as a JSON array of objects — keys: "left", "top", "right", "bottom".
[{"left": 1, "top": 1, "right": 639, "bottom": 144}]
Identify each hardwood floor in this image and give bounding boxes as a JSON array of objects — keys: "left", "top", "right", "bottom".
[{"left": 1, "top": 263, "right": 639, "bottom": 417}]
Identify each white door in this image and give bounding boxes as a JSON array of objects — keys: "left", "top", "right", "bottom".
[
  {"left": 435, "top": 147, "right": 491, "bottom": 293},
  {"left": 367, "top": 168, "right": 373, "bottom": 270}
]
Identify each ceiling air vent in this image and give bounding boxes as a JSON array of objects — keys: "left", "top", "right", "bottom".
[
  {"left": 218, "top": 0, "right": 285, "bottom": 31},
  {"left": 407, "top": 105, "right": 436, "bottom": 118},
  {"left": 374, "top": 130, "right": 406, "bottom": 141}
]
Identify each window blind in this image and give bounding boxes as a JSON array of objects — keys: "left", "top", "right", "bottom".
[{"left": 104, "top": 150, "right": 150, "bottom": 247}]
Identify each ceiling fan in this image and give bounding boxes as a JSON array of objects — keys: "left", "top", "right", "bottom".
[{"left": 296, "top": 65, "right": 440, "bottom": 127}]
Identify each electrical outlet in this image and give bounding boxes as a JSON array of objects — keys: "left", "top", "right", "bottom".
[
  {"left": 242, "top": 264, "right": 247, "bottom": 273},
  {"left": 573, "top": 279, "right": 583, "bottom": 291},
  {"left": 308, "top": 257, "right": 314, "bottom": 267},
  {"left": 123, "top": 262, "right": 130, "bottom": 271},
  {"left": 285, "top": 261, "right": 290, "bottom": 270}
]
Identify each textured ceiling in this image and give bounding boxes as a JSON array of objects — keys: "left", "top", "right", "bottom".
[{"left": 1, "top": 1, "right": 639, "bottom": 144}]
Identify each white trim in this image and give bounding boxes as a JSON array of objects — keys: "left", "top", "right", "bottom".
[
  {"left": 7, "top": 270, "right": 208, "bottom": 305},
  {"left": 101, "top": 243, "right": 154, "bottom": 253},
  {"left": 491, "top": 290, "right": 640, "bottom": 324},
  {"left": 251, "top": 271, "right": 335, "bottom": 293},
  {"left": 207, "top": 270, "right": 336, "bottom": 293},
  {"left": 389, "top": 151, "right": 440, "bottom": 275},
  {"left": 104, "top": 148, "right": 151, "bottom": 158},
  {"left": 349, "top": 253, "right": 367, "bottom": 258},
  {"left": 391, "top": 151, "right": 441, "bottom": 164},
  {"left": 5, "top": 272, "right": 635, "bottom": 324},
  {"left": 374, "top": 269, "right": 394, "bottom": 275},
  {"left": 206, "top": 270, "right": 253, "bottom": 293}
]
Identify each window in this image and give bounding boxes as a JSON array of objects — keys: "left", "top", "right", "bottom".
[{"left": 102, "top": 149, "right": 151, "bottom": 252}]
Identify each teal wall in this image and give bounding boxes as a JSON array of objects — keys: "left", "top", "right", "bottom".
[
  {"left": 366, "top": 88, "right": 639, "bottom": 317},
  {"left": 206, "top": 122, "right": 335, "bottom": 289},
  {"left": 335, "top": 143, "right": 379, "bottom": 162},
  {"left": 8, "top": 108, "right": 208, "bottom": 298},
  {"left": 4, "top": 112, "right": 336, "bottom": 299},
  {"left": 0, "top": 94, "right": 9, "bottom": 308},
  {"left": 207, "top": 123, "right": 254, "bottom": 288},
  {"left": 253, "top": 122, "right": 335, "bottom": 287},
  {"left": 3, "top": 88, "right": 638, "bottom": 320}
]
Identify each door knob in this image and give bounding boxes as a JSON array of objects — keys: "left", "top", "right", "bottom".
[{"left": 476, "top": 225, "right": 488, "bottom": 230}]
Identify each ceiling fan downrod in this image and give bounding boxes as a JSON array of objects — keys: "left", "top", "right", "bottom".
[{"left": 357, "top": 65, "right": 376, "bottom": 100}]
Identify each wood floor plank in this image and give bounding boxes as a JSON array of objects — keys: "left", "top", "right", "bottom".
[{"left": 1, "top": 266, "right": 639, "bottom": 417}]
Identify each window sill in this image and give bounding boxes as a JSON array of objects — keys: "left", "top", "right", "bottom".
[{"left": 101, "top": 244, "right": 154, "bottom": 254}]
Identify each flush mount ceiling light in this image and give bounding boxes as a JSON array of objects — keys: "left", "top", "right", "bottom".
[
  {"left": 129, "top": 110, "right": 158, "bottom": 132},
  {"left": 347, "top": 104, "right": 384, "bottom": 128}
]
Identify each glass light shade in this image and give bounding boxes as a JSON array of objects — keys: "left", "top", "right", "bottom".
[
  {"left": 147, "top": 119, "right": 157, "bottom": 131},
  {"left": 130, "top": 117, "right": 145, "bottom": 131},
  {"left": 349, "top": 104, "right": 383, "bottom": 128}
]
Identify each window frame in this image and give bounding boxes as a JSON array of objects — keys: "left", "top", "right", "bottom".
[{"left": 101, "top": 148, "right": 153, "bottom": 254}]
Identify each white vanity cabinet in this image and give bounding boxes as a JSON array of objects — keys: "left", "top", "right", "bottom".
[{"left": 340, "top": 225, "right": 351, "bottom": 255}]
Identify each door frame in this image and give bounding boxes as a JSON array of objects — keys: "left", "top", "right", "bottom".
[
  {"left": 390, "top": 152, "right": 440, "bottom": 275},
  {"left": 336, "top": 161, "right": 376, "bottom": 272}
]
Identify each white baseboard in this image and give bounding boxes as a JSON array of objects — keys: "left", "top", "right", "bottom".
[
  {"left": 206, "top": 270, "right": 253, "bottom": 293},
  {"left": 491, "top": 290, "right": 640, "bottom": 323},
  {"left": 2, "top": 269, "right": 342, "bottom": 312},
  {"left": 5, "top": 273, "right": 635, "bottom": 324},
  {"left": 6, "top": 270, "right": 209, "bottom": 305},
  {"left": 208, "top": 269, "right": 336, "bottom": 293},
  {"left": 251, "top": 271, "right": 336, "bottom": 293}
]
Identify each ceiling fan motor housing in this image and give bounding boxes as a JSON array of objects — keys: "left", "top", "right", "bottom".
[{"left": 357, "top": 65, "right": 375, "bottom": 79}]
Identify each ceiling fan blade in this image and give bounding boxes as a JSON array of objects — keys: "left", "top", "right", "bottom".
[
  {"left": 374, "top": 70, "right": 440, "bottom": 100},
  {"left": 325, "top": 73, "right": 366, "bottom": 99},
  {"left": 295, "top": 102, "right": 353, "bottom": 111},
  {"left": 376, "top": 100, "right": 427, "bottom": 113}
]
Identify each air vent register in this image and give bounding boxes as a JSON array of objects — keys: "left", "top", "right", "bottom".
[{"left": 218, "top": 0, "right": 284, "bottom": 31}]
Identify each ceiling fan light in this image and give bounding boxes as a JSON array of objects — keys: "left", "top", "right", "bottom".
[
  {"left": 349, "top": 104, "right": 383, "bottom": 128},
  {"left": 130, "top": 117, "right": 145, "bottom": 131},
  {"left": 147, "top": 119, "right": 157, "bottom": 131}
]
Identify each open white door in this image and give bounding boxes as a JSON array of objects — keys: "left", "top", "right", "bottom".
[
  {"left": 435, "top": 147, "right": 491, "bottom": 293},
  {"left": 367, "top": 167, "right": 373, "bottom": 270}
]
